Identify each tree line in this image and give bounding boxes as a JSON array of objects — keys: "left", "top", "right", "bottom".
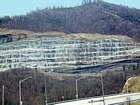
[{"left": 0, "top": 63, "right": 139, "bottom": 105}]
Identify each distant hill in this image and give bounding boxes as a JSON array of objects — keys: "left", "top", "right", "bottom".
[{"left": 0, "top": 0, "right": 140, "bottom": 41}]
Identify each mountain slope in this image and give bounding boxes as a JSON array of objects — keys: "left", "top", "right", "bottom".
[{"left": 0, "top": 0, "right": 140, "bottom": 41}]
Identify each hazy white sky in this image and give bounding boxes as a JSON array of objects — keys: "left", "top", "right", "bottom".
[{"left": 0, "top": 0, "right": 140, "bottom": 17}]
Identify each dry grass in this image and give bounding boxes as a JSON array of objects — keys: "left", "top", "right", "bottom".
[
  {"left": 0, "top": 28, "right": 133, "bottom": 41},
  {"left": 129, "top": 76, "right": 140, "bottom": 92},
  {"left": 122, "top": 76, "right": 140, "bottom": 93},
  {"left": 131, "top": 101, "right": 140, "bottom": 105},
  {"left": 0, "top": 28, "right": 33, "bottom": 35},
  {"left": 69, "top": 33, "right": 133, "bottom": 41},
  {"left": 0, "top": 28, "right": 65, "bottom": 36}
]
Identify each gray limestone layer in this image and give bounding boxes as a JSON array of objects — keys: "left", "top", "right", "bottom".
[{"left": 0, "top": 32, "right": 140, "bottom": 71}]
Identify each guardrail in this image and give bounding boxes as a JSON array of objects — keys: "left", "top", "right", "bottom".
[
  {"left": 47, "top": 92, "right": 140, "bottom": 105},
  {"left": 108, "top": 99, "right": 140, "bottom": 105},
  {"left": 48, "top": 95, "right": 104, "bottom": 105}
]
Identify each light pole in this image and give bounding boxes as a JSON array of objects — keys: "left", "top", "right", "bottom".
[
  {"left": 45, "top": 75, "right": 48, "bottom": 105},
  {"left": 2, "top": 85, "right": 4, "bottom": 105},
  {"left": 19, "top": 76, "right": 32, "bottom": 105},
  {"left": 101, "top": 74, "right": 105, "bottom": 105},
  {"left": 126, "top": 75, "right": 133, "bottom": 94},
  {"left": 76, "top": 77, "right": 85, "bottom": 101}
]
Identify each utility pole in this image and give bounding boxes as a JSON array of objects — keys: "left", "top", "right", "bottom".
[
  {"left": 101, "top": 74, "right": 105, "bottom": 105},
  {"left": 45, "top": 75, "right": 48, "bottom": 105},
  {"left": 2, "top": 85, "right": 4, "bottom": 105}
]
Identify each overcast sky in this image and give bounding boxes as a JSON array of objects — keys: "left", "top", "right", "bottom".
[{"left": 0, "top": 0, "right": 140, "bottom": 17}]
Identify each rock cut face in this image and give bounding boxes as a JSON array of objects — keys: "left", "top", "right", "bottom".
[{"left": 0, "top": 32, "right": 140, "bottom": 72}]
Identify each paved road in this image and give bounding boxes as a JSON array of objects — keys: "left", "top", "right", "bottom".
[{"left": 52, "top": 93, "right": 140, "bottom": 105}]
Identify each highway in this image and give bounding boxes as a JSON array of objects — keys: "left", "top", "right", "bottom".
[{"left": 50, "top": 93, "right": 140, "bottom": 105}]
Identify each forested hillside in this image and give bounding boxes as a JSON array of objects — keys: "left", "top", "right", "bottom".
[
  {"left": 0, "top": 0, "right": 140, "bottom": 41},
  {"left": 0, "top": 66, "right": 140, "bottom": 105}
]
